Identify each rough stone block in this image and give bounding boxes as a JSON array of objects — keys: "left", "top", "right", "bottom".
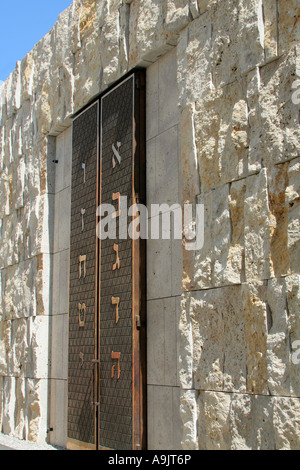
[
  {"left": 198, "top": 391, "right": 231, "bottom": 450},
  {"left": 244, "top": 169, "right": 272, "bottom": 282},
  {"left": 188, "top": 285, "right": 247, "bottom": 393},
  {"left": 2, "top": 376, "right": 16, "bottom": 435},
  {"left": 254, "top": 48, "right": 300, "bottom": 168},
  {"left": 180, "top": 389, "right": 198, "bottom": 450},
  {"left": 177, "top": 13, "right": 212, "bottom": 109},
  {"left": 180, "top": 103, "right": 201, "bottom": 203},
  {"left": 286, "top": 159, "right": 300, "bottom": 274},
  {"left": 242, "top": 281, "right": 268, "bottom": 395},
  {"left": 274, "top": 397, "right": 300, "bottom": 450},
  {"left": 194, "top": 79, "right": 249, "bottom": 192},
  {"left": 278, "top": 0, "right": 300, "bottom": 55},
  {"left": 267, "top": 278, "right": 291, "bottom": 396},
  {"left": 25, "top": 378, "right": 48, "bottom": 444},
  {"left": 262, "top": 0, "right": 279, "bottom": 61},
  {"left": 10, "top": 319, "right": 28, "bottom": 378},
  {"left": 286, "top": 274, "right": 300, "bottom": 397},
  {"left": 268, "top": 163, "right": 290, "bottom": 278}
]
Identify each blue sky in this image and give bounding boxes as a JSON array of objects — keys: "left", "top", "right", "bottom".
[{"left": 0, "top": 0, "right": 72, "bottom": 84}]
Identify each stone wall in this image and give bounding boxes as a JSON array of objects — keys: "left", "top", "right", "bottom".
[{"left": 0, "top": 0, "right": 299, "bottom": 449}]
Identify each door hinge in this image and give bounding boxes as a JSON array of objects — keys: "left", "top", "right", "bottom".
[{"left": 136, "top": 315, "right": 141, "bottom": 329}]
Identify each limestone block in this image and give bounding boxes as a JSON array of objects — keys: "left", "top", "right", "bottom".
[
  {"left": 244, "top": 169, "right": 272, "bottom": 281},
  {"left": 212, "top": 184, "right": 234, "bottom": 287},
  {"left": 0, "top": 376, "right": 3, "bottom": 430},
  {"left": 48, "top": 65, "right": 74, "bottom": 135},
  {"left": 19, "top": 100, "right": 34, "bottom": 155},
  {"left": 35, "top": 254, "right": 52, "bottom": 317},
  {"left": 189, "top": 286, "right": 247, "bottom": 393},
  {"left": 227, "top": 178, "right": 247, "bottom": 283},
  {"left": 25, "top": 316, "right": 49, "bottom": 380},
  {"left": 242, "top": 281, "right": 268, "bottom": 395},
  {"left": 191, "top": 191, "right": 213, "bottom": 290},
  {"left": 4, "top": 259, "right": 37, "bottom": 320},
  {"left": 35, "top": 73, "right": 52, "bottom": 137},
  {"left": 189, "top": 0, "right": 200, "bottom": 19},
  {"left": 129, "top": 0, "right": 166, "bottom": 66},
  {"left": 286, "top": 159, "right": 300, "bottom": 274},
  {"left": 278, "top": 0, "right": 300, "bottom": 55},
  {"left": 179, "top": 293, "right": 193, "bottom": 389},
  {"left": 14, "top": 377, "right": 26, "bottom": 440},
  {"left": 119, "top": 3, "right": 130, "bottom": 75},
  {"left": 229, "top": 394, "right": 275, "bottom": 450},
  {"left": 0, "top": 122, "right": 5, "bottom": 170},
  {"left": 266, "top": 278, "right": 291, "bottom": 396},
  {"left": 0, "top": 339, "right": 7, "bottom": 377},
  {"left": 197, "top": 0, "right": 217, "bottom": 13},
  {"left": 0, "top": 211, "right": 23, "bottom": 269},
  {"left": 0, "top": 321, "right": 10, "bottom": 377},
  {"left": 10, "top": 319, "right": 29, "bottom": 378},
  {"left": 198, "top": 391, "right": 231, "bottom": 450},
  {"left": 0, "top": 171, "right": 11, "bottom": 218},
  {"left": 255, "top": 48, "right": 300, "bottom": 167},
  {"left": 99, "top": 9, "right": 120, "bottom": 87},
  {"left": 197, "top": 391, "right": 281, "bottom": 450},
  {"left": 247, "top": 67, "right": 262, "bottom": 173},
  {"left": 20, "top": 51, "right": 35, "bottom": 102},
  {"left": 194, "top": 79, "right": 249, "bottom": 193},
  {"left": 209, "top": 0, "right": 264, "bottom": 88},
  {"left": 23, "top": 193, "right": 54, "bottom": 259},
  {"left": 177, "top": 13, "right": 212, "bottom": 110},
  {"left": 2, "top": 376, "right": 16, "bottom": 435},
  {"left": 274, "top": 397, "right": 300, "bottom": 450},
  {"left": 73, "top": 1, "right": 123, "bottom": 110},
  {"left": 0, "top": 82, "right": 6, "bottom": 128},
  {"left": 165, "top": 0, "right": 190, "bottom": 38},
  {"left": 286, "top": 275, "right": 300, "bottom": 397},
  {"left": 188, "top": 183, "right": 244, "bottom": 291},
  {"left": 180, "top": 389, "right": 198, "bottom": 450},
  {"left": 5, "top": 62, "right": 22, "bottom": 118},
  {"left": 25, "top": 378, "right": 48, "bottom": 444},
  {"left": 180, "top": 103, "right": 201, "bottom": 203},
  {"left": 268, "top": 164, "right": 290, "bottom": 278},
  {"left": 14, "top": 157, "right": 26, "bottom": 210},
  {"left": 0, "top": 270, "right": 3, "bottom": 322},
  {"left": 262, "top": 0, "right": 279, "bottom": 61},
  {"left": 73, "top": 45, "right": 101, "bottom": 113}
]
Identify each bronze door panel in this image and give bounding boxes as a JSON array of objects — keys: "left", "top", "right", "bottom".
[
  {"left": 68, "top": 71, "right": 146, "bottom": 451},
  {"left": 67, "top": 101, "right": 99, "bottom": 450}
]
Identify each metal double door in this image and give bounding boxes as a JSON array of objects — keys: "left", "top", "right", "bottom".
[{"left": 67, "top": 71, "right": 146, "bottom": 451}]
